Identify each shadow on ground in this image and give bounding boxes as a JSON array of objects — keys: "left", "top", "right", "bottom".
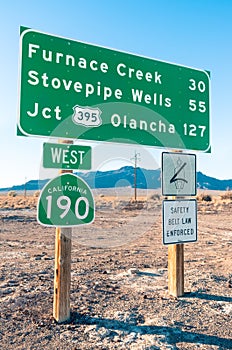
[
  {"left": 186, "top": 292, "right": 232, "bottom": 303},
  {"left": 71, "top": 312, "right": 232, "bottom": 349}
]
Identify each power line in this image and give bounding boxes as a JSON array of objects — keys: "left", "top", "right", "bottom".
[{"left": 131, "top": 151, "right": 141, "bottom": 201}]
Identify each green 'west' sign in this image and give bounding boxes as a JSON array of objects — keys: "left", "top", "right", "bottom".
[
  {"left": 18, "top": 27, "right": 211, "bottom": 152},
  {"left": 43, "top": 143, "right": 91, "bottom": 170}
]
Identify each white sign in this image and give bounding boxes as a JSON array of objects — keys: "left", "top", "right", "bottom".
[
  {"left": 162, "top": 199, "right": 197, "bottom": 245},
  {"left": 72, "top": 105, "right": 102, "bottom": 128},
  {"left": 162, "top": 152, "right": 196, "bottom": 196}
]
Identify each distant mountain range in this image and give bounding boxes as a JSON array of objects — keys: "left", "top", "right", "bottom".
[{"left": 1, "top": 166, "right": 232, "bottom": 192}]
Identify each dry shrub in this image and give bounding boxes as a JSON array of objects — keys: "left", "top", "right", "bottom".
[
  {"left": 7, "top": 190, "right": 17, "bottom": 197},
  {"left": 198, "top": 193, "right": 212, "bottom": 202},
  {"left": 33, "top": 190, "right": 40, "bottom": 197},
  {"left": 220, "top": 191, "right": 232, "bottom": 200},
  {"left": 150, "top": 193, "right": 160, "bottom": 200}
]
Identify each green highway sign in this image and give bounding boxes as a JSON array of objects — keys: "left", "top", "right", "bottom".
[
  {"left": 43, "top": 143, "right": 91, "bottom": 170},
  {"left": 18, "top": 27, "right": 211, "bottom": 152},
  {"left": 37, "top": 173, "right": 95, "bottom": 227}
]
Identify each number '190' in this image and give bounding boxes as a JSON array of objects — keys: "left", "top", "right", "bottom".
[{"left": 46, "top": 195, "right": 89, "bottom": 220}]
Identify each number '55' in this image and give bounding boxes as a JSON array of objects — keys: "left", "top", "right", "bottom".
[{"left": 189, "top": 99, "right": 206, "bottom": 113}]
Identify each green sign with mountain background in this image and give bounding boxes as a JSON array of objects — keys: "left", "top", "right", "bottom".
[{"left": 18, "top": 27, "right": 210, "bottom": 152}]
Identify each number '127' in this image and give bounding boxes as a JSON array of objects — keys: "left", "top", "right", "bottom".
[{"left": 183, "top": 124, "right": 206, "bottom": 137}]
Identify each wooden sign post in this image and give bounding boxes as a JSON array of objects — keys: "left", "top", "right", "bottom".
[
  {"left": 38, "top": 138, "right": 94, "bottom": 323},
  {"left": 53, "top": 140, "right": 73, "bottom": 323},
  {"left": 53, "top": 227, "right": 72, "bottom": 322},
  {"left": 167, "top": 149, "right": 184, "bottom": 297},
  {"left": 168, "top": 243, "right": 184, "bottom": 297},
  {"left": 162, "top": 150, "right": 196, "bottom": 298}
]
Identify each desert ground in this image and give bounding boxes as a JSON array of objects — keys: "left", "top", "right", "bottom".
[{"left": 0, "top": 189, "right": 231, "bottom": 349}]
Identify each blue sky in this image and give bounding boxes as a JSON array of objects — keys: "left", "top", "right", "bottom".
[{"left": 1, "top": 0, "right": 232, "bottom": 188}]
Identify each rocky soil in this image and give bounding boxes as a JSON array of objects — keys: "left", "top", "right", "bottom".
[{"left": 0, "top": 193, "right": 232, "bottom": 349}]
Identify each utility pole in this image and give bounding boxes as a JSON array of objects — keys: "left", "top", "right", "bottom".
[
  {"left": 131, "top": 151, "right": 141, "bottom": 201},
  {"left": 24, "top": 177, "right": 27, "bottom": 198}
]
